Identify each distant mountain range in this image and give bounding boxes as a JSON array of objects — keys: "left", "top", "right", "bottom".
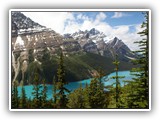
[
  {"left": 11, "top": 12, "right": 137, "bottom": 85},
  {"left": 63, "top": 28, "right": 136, "bottom": 61}
]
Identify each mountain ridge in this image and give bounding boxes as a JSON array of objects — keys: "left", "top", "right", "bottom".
[{"left": 63, "top": 28, "right": 136, "bottom": 61}]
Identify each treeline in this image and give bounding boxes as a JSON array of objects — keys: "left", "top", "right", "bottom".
[{"left": 11, "top": 12, "right": 149, "bottom": 109}]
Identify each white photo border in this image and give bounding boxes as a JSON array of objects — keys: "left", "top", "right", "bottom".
[{"left": 9, "top": 9, "right": 151, "bottom": 111}]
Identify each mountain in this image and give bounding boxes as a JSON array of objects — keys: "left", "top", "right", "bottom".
[
  {"left": 11, "top": 12, "right": 45, "bottom": 30},
  {"left": 11, "top": 12, "right": 64, "bottom": 85},
  {"left": 64, "top": 28, "right": 105, "bottom": 54},
  {"left": 103, "top": 37, "right": 136, "bottom": 61},
  {"left": 11, "top": 12, "right": 137, "bottom": 85},
  {"left": 64, "top": 28, "right": 137, "bottom": 61}
]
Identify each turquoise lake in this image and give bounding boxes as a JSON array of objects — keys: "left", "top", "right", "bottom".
[{"left": 17, "top": 71, "right": 134, "bottom": 100}]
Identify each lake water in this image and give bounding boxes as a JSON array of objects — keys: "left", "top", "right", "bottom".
[{"left": 17, "top": 71, "right": 134, "bottom": 100}]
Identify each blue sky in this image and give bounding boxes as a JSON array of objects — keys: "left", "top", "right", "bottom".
[
  {"left": 22, "top": 11, "right": 145, "bottom": 50},
  {"left": 72, "top": 12, "right": 144, "bottom": 26},
  {"left": 64, "top": 11, "right": 144, "bottom": 33}
]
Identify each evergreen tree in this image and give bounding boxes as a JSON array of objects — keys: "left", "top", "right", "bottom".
[
  {"left": 56, "top": 49, "right": 70, "bottom": 108},
  {"left": 88, "top": 78, "right": 99, "bottom": 108},
  {"left": 88, "top": 70, "right": 107, "bottom": 108},
  {"left": 120, "top": 81, "right": 136, "bottom": 108},
  {"left": 83, "top": 83, "right": 90, "bottom": 108},
  {"left": 130, "top": 12, "right": 149, "bottom": 108},
  {"left": 52, "top": 76, "right": 57, "bottom": 106},
  {"left": 32, "top": 72, "right": 42, "bottom": 108},
  {"left": 67, "top": 84, "right": 89, "bottom": 108},
  {"left": 41, "top": 79, "right": 48, "bottom": 108},
  {"left": 88, "top": 78, "right": 106, "bottom": 108},
  {"left": 95, "top": 68, "right": 105, "bottom": 88},
  {"left": 11, "top": 80, "right": 19, "bottom": 108},
  {"left": 112, "top": 55, "right": 125, "bottom": 108}
]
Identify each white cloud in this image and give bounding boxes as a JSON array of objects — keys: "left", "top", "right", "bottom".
[
  {"left": 111, "top": 12, "right": 128, "bottom": 18},
  {"left": 77, "top": 13, "right": 82, "bottom": 19},
  {"left": 81, "top": 20, "right": 94, "bottom": 30},
  {"left": 109, "top": 24, "right": 142, "bottom": 50},
  {"left": 22, "top": 12, "right": 74, "bottom": 34},
  {"left": 135, "top": 24, "right": 143, "bottom": 32},
  {"left": 63, "top": 21, "right": 81, "bottom": 34},
  {"left": 112, "top": 25, "right": 130, "bottom": 35},
  {"left": 22, "top": 12, "right": 142, "bottom": 50},
  {"left": 77, "top": 13, "right": 89, "bottom": 21},
  {"left": 63, "top": 12, "right": 109, "bottom": 34},
  {"left": 94, "top": 12, "right": 107, "bottom": 24}
]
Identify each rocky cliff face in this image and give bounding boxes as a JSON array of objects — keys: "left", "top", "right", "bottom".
[
  {"left": 103, "top": 37, "right": 136, "bottom": 61},
  {"left": 11, "top": 12, "right": 64, "bottom": 84},
  {"left": 65, "top": 28, "right": 106, "bottom": 54},
  {"left": 62, "top": 39, "right": 82, "bottom": 54},
  {"left": 65, "top": 28, "right": 136, "bottom": 61}
]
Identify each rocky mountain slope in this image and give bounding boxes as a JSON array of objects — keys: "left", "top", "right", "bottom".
[
  {"left": 11, "top": 12, "right": 137, "bottom": 85},
  {"left": 11, "top": 12, "right": 64, "bottom": 84},
  {"left": 64, "top": 28, "right": 136, "bottom": 61}
]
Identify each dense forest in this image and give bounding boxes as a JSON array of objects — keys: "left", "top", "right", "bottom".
[{"left": 11, "top": 12, "right": 149, "bottom": 109}]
